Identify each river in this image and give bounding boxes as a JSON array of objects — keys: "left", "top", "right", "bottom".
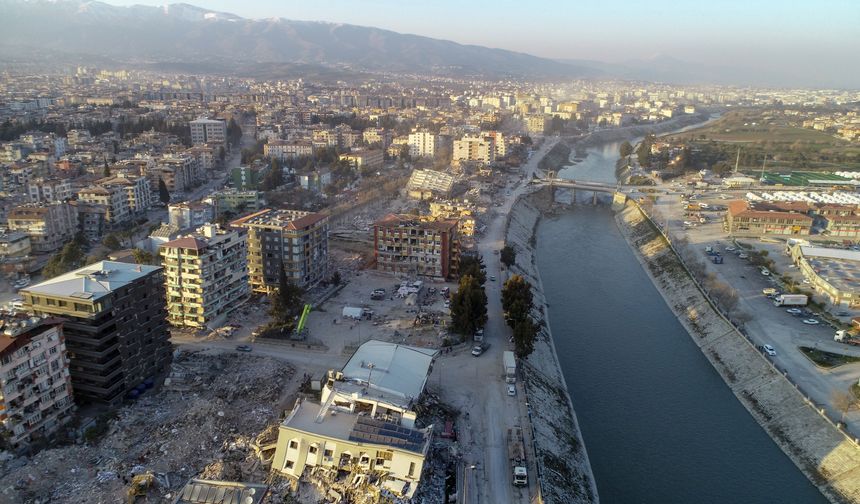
[{"left": 536, "top": 138, "right": 827, "bottom": 503}]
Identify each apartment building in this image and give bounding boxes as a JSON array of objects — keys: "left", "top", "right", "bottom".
[
  {"left": 28, "top": 178, "right": 72, "bottom": 203},
  {"left": 407, "top": 131, "right": 438, "bottom": 158},
  {"left": 362, "top": 128, "right": 392, "bottom": 149},
  {"left": 232, "top": 209, "right": 329, "bottom": 292},
  {"left": 168, "top": 201, "right": 214, "bottom": 231},
  {"left": 525, "top": 114, "right": 549, "bottom": 135},
  {"left": 0, "top": 315, "right": 74, "bottom": 449},
  {"left": 159, "top": 224, "right": 250, "bottom": 329},
  {"left": 271, "top": 341, "right": 435, "bottom": 499},
  {"left": 185, "top": 145, "right": 218, "bottom": 172},
  {"left": 453, "top": 134, "right": 496, "bottom": 165},
  {"left": 725, "top": 200, "right": 813, "bottom": 237},
  {"left": 20, "top": 261, "right": 172, "bottom": 406},
  {"left": 77, "top": 184, "right": 130, "bottom": 227},
  {"left": 373, "top": 214, "right": 460, "bottom": 279},
  {"left": 189, "top": 118, "right": 227, "bottom": 146},
  {"left": 406, "top": 169, "right": 454, "bottom": 200},
  {"left": 264, "top": 140, "right": 314, "bottom": 161},
  {"left": 429, "top": 201, "right": 476, "bottom": 237},
  {"left": 0, "top": 232, "right": 31, "bottom": 260},
  {"left": 7, "top": 202, "right": 77, "bottom": 254},
  {"left": 69, "top": 201, "right": 107, "bottom": 242},
  {"left": 204, "top": 189, "right": 265, "bottom": 216},
  {"left": 158, "top": 155, "right": 199, "bottom": 193},
  {"left": 338, "top": 148, "right": 384, "bottom": 171}
]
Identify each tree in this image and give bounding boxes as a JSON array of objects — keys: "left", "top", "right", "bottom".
[
  {"left": 103, "top": 157, "right": 110, "bottom": 177},
  {"left": 227, "top": 118, "right": 243, "bottom": 147},
  {"left": 513, "top": 319, "right": 537, "bottom": 358},
  {"left": 459, "top": 255, "right": 486, "bottom": 285},
  {"left": 330, "top": 271, "right": 342, "bottom": 286},
  {"left": 131, "top": 248, "right": 158, "bottom": 265},
  {"left": 620, "top": 141, "right": 633, "bottom": 158},
  {"left": 269, "top": 263, "right": 304, "bottom": 326},
  {"left": 831, "top": 389, "right": 857, "bottom": 425},
  {"left": 158, "top": 178, "right": 171, "bottom": 204},
  {"left": 219, "top": 145, "right": 226, "bottom": 161},
  {"left": 500, "top": 245, "right": 516, "bottom": 269},
  {"left": 102, "top": 234, "right": 122, "bottom": 250},
  {"left": 501, "top": 275, "right": 533, "bottom": 328},
  {"left": 42, "top": 242, "right": 85, "bottom": 279},
  {"left": 449, "top": 275, "right": 488, "bottom": 336}
]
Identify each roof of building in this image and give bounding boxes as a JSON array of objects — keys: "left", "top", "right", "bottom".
[
  {"left": 407, "top": 169, "right": 454, "bottom": 194},
  {"left": 160, "top": 237, "right": 209, "bottom": 251},
  {"left": 22, "top": 261, "right": 160, "bottom": 301},
  {"left": 797, "top": 246, "right": 860, "bottom": 295},
  {"left": 283, "top": 399, "right": 430, "bottom": 454},
  {"left": 0, "top": 315, "right": 63, "bottom": 356},
  {"left": 231, "top": 208, "right": 327, "bottom": 230},
  {"left": 374, "top": 214, "right": 458, "bottom": 232},
  {"left": 727, "top": 200, "right": 813, "bottom": 222},
  {"left": 173, "top": 478, "right": 268, "bottom": 504},
  {"left": 340, "top": 340, "right": 437, "bottom": 404}
]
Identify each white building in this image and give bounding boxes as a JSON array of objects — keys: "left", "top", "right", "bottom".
[
  {"left": 407, "top": 131, "right": 438, "bottom": 158},
  {"left": 189, "top": 118, "right": 227, "bottom": 146}
]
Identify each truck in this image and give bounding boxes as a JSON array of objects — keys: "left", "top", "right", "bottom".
[
  {"left": 773, "top": 294, "right": 808, "bottom": 307},
  {"left": 834, "top": 330, "right": 860, "bottom": 345},
  {"left": 474, "top": 328, "right": 484, "bottom": 343},
  {"left": 507, "top": 427, "right": 528, "bottom": 487},
  {"left": 503, "top": 351, "right": 516, "bottom": 384}
]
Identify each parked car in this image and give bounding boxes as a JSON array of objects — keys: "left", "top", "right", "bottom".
[
  {"left": 507, "top": 384, "right": 516, "bottom": 396},
  {"left": 235, "top": 345, "right": 252, "bottom": 352},
  {"left": 763, "top": 344, "right": 777, "bottom": 356},
  {"left": 802, "top": 319, "right": 820, "bottom": 325},
  {"left": 489, "top": 275, "right": 497, "bottom": 282},
  {"left": 786, "top": 308, "right": 803, "bottom": 315},
  {"left": 738, "top": 253, "right": 749, "bottom": 259},
  {"left": 471, "top": 344, "right": 487, "bottom": 357},
  {"left": 725, "top": 246, "right": 736, "bottom": 252}
]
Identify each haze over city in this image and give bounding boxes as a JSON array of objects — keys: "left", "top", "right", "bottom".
[{"left": 1, "top": 1, "right": 860, "bottom": 504}]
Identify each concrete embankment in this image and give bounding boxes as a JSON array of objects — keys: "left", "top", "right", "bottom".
[
  {"left": 572, "top": 112, "right": 711, "bottom": 148},
  {"left": 505, "top": 188, "right": 599, "bottom": 504},
  {"left": 615, "top": 201, "right": 860, "bottom": 504}
]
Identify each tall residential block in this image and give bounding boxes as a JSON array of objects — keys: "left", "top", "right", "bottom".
[
  {"left": 373, "top": 214, "right": 460, "bottom": 279},
  {"left": 189, "top": 118, "right": 227, "bottom": 146},
  {"left": 232, "top": 209, "right": 329, "bottom": 293},
  {"left": 159, "top": 224, "right": 250, "bottom": 329},
  {"left": 20, "top": 261, "right": 172, "bottom": 406},
  {"left": 407, "top": 131, "right": 438, "bottom": 158},
  {"left": 0, "top": 315, "right": 74, "bottom": 449},
  {"left": 7, "top": 202, "right": 78, "bottom": 254}
]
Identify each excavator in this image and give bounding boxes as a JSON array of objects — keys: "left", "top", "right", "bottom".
[{"left": 292, "top": 303, "right": 312, "bottom": 340}]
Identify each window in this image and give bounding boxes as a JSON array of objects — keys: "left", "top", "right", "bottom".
[
  {"left": 285, "top": 460, "right": 294, "bottom": 470},
  {"left": 308, "top": 445, "right": 318, "bottom": 454},
  {"left": 289, "top": 440, "right": 298, "bottom": 449},
  {"left": 324, "top": 449, "right": 333, "bottom": 458},
  {"left": 408, "top": 462, "right": 416, "bottom": 477}
]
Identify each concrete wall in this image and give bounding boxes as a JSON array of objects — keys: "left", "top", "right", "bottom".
[
  {"left": 616, "top": 201, "right": 860, "bottom": 504},
  {"left": 505, "top": 189, "right": 599, "bottom": 504}
]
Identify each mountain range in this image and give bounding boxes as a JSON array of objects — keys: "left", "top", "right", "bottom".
[{"left": 0, "top": 0, "right": 848, "bottom": 87}]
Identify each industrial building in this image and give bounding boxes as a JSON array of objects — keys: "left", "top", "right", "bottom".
[
  {"left": 790, "top": 244, "right": 860, "bottom": 307},
  {"left": 725, "top": 200, "right": 813, "bottom": 237},
  {"left": 19, "top": 261, "right": 172, "bottom": 406}
]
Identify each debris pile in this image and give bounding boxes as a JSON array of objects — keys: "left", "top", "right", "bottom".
[{"left": 0, "top": 351, "right": 294, "bottom": 504}]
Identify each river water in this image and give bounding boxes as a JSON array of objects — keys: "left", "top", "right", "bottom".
[{"left": 536, "top": 139, "right": 827, "bottom": 503}]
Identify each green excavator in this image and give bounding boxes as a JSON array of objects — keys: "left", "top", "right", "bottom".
[{"left": 293, "top": 303, "right": 312, "bottom": 340}]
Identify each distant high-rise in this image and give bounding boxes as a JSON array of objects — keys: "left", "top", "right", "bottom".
[
  {"left": 20, "top": 261, "right": 172, "bottom": 406},
  {"left": 189, "top": 118, "right": 227, "bottom": 146}
]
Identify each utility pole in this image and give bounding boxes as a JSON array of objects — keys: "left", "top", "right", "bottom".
[{"left": 733, "top": 147, "right": 741, "bottom": 174}]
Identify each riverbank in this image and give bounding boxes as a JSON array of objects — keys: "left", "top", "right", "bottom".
[
  {"left": 505, "top": 187, "right": 598, "bottom": 504},
  {"left": 615, "top": 200, "right": 860, "bottom": 504},
  {"left": 571, "top": 112, "right": 712, "bottom": 148}
]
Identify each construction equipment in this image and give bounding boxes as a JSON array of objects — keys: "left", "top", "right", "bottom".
[
  {"left": 127, "top": 472, "right": 154, "bottom": 503},
  {"left": 507, "top": 427, "right": 528, "bottom": 487},
  {"left": 292, "top": 304, "right": 312, "bottom": 340}
]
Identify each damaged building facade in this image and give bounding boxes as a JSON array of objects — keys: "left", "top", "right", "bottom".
[{"left": 271, "top": 340, "right": 437, "bottom": 499}]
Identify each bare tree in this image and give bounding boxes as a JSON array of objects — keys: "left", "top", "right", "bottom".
[{"left": 832, "top": 389, "right": 857, "bottom": 425}]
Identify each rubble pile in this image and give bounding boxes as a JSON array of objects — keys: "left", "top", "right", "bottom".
[{"left": 0, "top": 351, "right": 294, "bottom": 504}]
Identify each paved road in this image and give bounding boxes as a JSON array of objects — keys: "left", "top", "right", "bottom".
[{"left": 429, "top": 137, "right": 558, "bottom": 504}]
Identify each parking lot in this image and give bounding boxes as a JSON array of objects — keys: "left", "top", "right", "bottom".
[{"left": 652, "top": 183, "right": 860, "bottom": 431}]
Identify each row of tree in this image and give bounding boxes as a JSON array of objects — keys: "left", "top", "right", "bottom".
[
  {"left": 450, "top": 255, "right": 488, "bottom": 337},
  {"left": 502, "top": 275, "right": 538, "bottom": 358}
]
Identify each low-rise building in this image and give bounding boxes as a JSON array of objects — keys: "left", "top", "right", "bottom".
[
  {"left": 159, "top": 224, "right": 249, "bottom": 329},
  {"left": 0, "top": 315, "right": 74, "bottom": 449},
  {"left": 373, "top": 214, "right": 460, "bottom": 279},
  {"left": 790, "top": 244, "right": 860, "bottom": 307},
  {"left": 20, "top": 261, "right": 172, "bottom": 406},
  {"left": 725, "top": 200, "right": 813, "bottom": 237},
  {"left": 204, "top": 189, "right": 265, "bottom": 216},
  {"left": 232, "top": 209, "right": 329, "bottom": 292},
  {"left": 264, "top": 140, "right": 314, "bottom": 161},
  {"left": 271, "top": 340, "right": 436, "bottom": 499}
]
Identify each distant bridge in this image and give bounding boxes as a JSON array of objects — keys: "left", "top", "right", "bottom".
[{"left": 531, "top": 175, "right": 633, "bottom": 206}]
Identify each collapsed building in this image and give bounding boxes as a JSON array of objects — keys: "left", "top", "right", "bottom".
[{"left": 271, "top": 340, "right": 438, "bottom": 499}]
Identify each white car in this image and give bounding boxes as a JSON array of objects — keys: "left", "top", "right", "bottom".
[
  {"left": 802, "top": 318, "right": 820, "bottom": 325},
  {"left": 763, "top": 344, "right": 777, "bottom": 356},
  {"left": 738, "top": 253, "right": 749, "bottom": 259},
  {"left": 725, "top": 246, "right": 736, "bottom": 252},
  {"left": 786, "top": 308, "right": 803, "bottom": 315},
  {"left": 507, "top": 384, "right": 516, "bottom": 396}
]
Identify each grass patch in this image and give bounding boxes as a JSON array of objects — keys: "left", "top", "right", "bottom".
[
  {"left": 852, "top": 383, "right": 860, "bottom": 401},
  {"left": 799, "top": 347, "right": 860, "bottom": 368}
]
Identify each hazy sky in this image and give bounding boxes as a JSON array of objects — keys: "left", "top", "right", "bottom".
[{"left": 103, "top": 0, "right": 860, "bottom": 85}]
